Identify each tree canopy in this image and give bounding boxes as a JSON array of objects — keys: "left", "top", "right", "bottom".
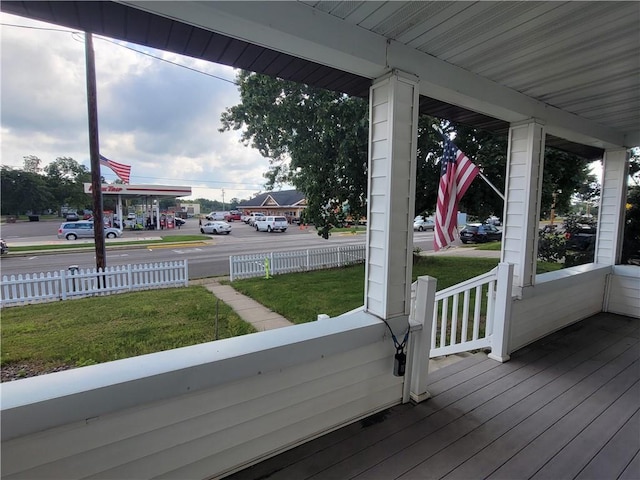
[{"left": 220, "top": 71, "right": 597, "bottom": 237}]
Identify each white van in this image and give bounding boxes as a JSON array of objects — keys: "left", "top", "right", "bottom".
[
  {"left": 254, "top": 216, "right": 288, "bottom": 232},
  {"left": 205, "top": 211, "right": 229, "bottom": 221}
]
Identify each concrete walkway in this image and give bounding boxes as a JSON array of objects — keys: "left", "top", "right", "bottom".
[
  {"left": 190, "top": 277, "right": 294, "bottom": 331},
  {"left": 190, "top": 245, "right": 500, "bottom": 334}
]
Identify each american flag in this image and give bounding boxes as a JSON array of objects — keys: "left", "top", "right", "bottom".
[
  {"left": 99, "top": 155, "right": 131, "bottom": 184},
  {"left": 434, "top": 139, "right": 479, "bottom": 251}
]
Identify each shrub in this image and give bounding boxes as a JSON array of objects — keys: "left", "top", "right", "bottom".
[{"left": 537, "top": 230, "right": 566, "bottom": 263}]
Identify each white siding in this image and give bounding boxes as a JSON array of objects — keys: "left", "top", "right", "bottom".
[
  {"left": 606, "top": 266, "right": 640, "bottom": 318},
  {"left": 501, "top": 121, "right": 545, "bottom": 292},
  {"left": 1, "top": 311, "right": 404, "bottom": 480},
  {"left": 509, "top": 265, "right": 611, "bottom": 351},
  {"left": 595, "top": 148, "right": 629, "bottom": 265},
  {"left": 365, "top": 71, "right": 419, "bottom": 319}
]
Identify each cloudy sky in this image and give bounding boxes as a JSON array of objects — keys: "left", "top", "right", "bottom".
[{"left": 1, "top": 12, "right": 277, "bottom": 204}]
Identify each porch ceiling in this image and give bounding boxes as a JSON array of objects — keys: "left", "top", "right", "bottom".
[{"left": 1, "top": 1, "right": 638, "bottom": 160}]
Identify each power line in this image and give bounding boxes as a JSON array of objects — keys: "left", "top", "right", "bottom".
[{"left": 2, "top": 22, "right": 239, "bottom": 85}]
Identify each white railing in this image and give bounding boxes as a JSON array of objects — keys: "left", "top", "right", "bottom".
[
  {"left": 410, "top": 263, "right": 513, "bottom": 358},
  {"left": 430, "top": 267, "right": 497, "bottom": 357},
  {"left": 0, "top": 261, "right": 189, "bottom": 307},
  {"left": 407, "top": 263, "right": 513, "bottom": 402},
  {"left": 229, "top": 245, "right": 366, "bottom": 281}
]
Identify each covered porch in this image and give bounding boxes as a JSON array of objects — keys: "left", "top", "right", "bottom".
[
  {"left": 228, "top": 312, "right": 639, "bottom": 480},
  {"left": 1, "top": 2, "right": 638, "bottom": 479}
]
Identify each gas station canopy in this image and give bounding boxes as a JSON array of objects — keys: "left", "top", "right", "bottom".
[{"left": 84, "top": 184, "right": 192, "bottom": 198}]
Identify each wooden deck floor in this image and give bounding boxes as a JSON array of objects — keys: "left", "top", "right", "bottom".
[{"left": 226, "top": 313, "right": 639, "bottom": 480}]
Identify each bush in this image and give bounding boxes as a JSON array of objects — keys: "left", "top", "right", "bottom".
[{"left": 537, "top": 230, "right": 566, "bottom": 263}]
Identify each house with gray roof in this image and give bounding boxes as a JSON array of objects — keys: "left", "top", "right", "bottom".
[{"left": 237, "top": 190, "right": 306, "bottom": 222}]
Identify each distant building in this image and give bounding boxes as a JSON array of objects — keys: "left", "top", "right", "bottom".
[
  {"left": 237, "top": 190, "right": 306, "bottom": 223},
  {"left": 177, "top": 203, "right": 201, "bottom": 217}
]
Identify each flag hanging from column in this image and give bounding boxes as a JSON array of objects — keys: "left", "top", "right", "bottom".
[
  {"left": 434, "top": 139, "right": 479, "bottom": 251},
  {"left": 99, "top": 155, "right": 131, "bottom": 184}
]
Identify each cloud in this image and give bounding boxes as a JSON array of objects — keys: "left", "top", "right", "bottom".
[{"left": 0, "top": 12, "right": 277, "bottom": 202}]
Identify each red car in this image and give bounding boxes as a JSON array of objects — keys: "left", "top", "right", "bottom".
[{"left": 224, "top": 212, "right": 241, "bottom": 222}]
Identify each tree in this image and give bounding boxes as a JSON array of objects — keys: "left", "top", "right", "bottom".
[
  {"left": 540, "top": 149, "right": 596, "bottom": 219},
  {"left": 220, "top": 71, "right": 369, "bottom": 238},
  {"left": 220, "top": 71, "right": 600, "bottom": 235},
  {"left": 43, "top": 157, "right": 91, "bottom": 215},
  {"left": 23, "top": 155, "right": 42, "bottom": 174},
  {"left": 1, "top": 166, "right": 52, "bottom": 215}
]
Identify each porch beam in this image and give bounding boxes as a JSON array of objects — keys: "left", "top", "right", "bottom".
[
  {"left": 501, "top": 120, "right": 546, "bottom": 295},
  {"left": 595, "top": 148, "right": 630, "bottom": 265},
  {"left": 364, "top": 70, "right": 419, "bottom": 319}
]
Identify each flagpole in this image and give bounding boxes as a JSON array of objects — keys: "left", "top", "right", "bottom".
[{"left": 477, "top": 170, "right": 505, "bottom": 201}]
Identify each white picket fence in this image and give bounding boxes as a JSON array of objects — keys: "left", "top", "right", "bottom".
[
  {"left": 230, "top": 245, "right": 366, "bottom": 281},
  {"left": 1, "top": 261, "right": 189, "bottom": 307}
]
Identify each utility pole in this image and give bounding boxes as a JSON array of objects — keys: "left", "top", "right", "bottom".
[
  {"left": 85, "top": 32, "right": 106, "bottom": 274},
  {"left": 549, "top": 189, "right": 561, "bottom": 226}
]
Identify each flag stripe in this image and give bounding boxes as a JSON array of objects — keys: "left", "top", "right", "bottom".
[
  {"left": 99, "top": 155, "right": 131, "bottom": 184},
  {"left": 434, "top": 139, "right": 479, "bottom": 251}
]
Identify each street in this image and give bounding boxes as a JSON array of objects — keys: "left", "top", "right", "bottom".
[{"left": 0, "top": 219, "right": 438, "bottom": 279}]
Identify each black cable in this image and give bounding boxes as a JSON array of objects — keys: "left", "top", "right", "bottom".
[{"left": 381, "top": 318, "right": 409, "bottom": 352}]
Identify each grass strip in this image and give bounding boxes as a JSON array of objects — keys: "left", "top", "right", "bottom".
[
  {"left": 7, "top": 235, "right": 208, "bottom": 253},
  {"left": 1, "top": 286, "right": 255, "bottom": 373}
]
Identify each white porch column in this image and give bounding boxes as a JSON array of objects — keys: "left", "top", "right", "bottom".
[
  {"left": 501, "top": 120, "right": 546, "bottom": 295},
  {"left": 364, "top": 71, "right": 419, "bottom": 319},
  {"left": 595, "top": 148, "right": 629, "bottom": 265}
]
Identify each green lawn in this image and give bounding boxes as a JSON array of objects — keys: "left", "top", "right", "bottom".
[
  {"left": 0, "top": 254, "right": 562, "bottom": 379},
  {"left": 230, "top": 256, "right": 501, "bottom": 324},
  {"left": 1, "top": 286, "right": 255, "bottom": 376}
]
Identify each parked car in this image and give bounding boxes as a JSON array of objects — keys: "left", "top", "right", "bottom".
[
  {"left": 413, "top": 216, "right": 435, "bottom": 231},
  {"left": 200, "top": 221, "right": 231, "bottom": 235},
  {"left": 459, "top": 223, "right": 502, "bottom": 244},
  {"left": 65, "top": 211, "right": 80, "bottom": 221},
  {"left": 224, "top": 212, "right": 241, "bottom": 222},
  {"left": 0, "top": 238, "right": 8, "bottom": 255},
  {"left": 565, "top": 225, "right": 597, "bottom": 251},
  {"left": 255, "top": 216, "right": 288, "bottom": 232},
  {"left": 486, "top": 215, "right": 502, "bottom": 226},
  {"left": 174, "top": 217, "right": 186, "bottom": 227},
  {"left": 57, "top": 221, "right": 122, "bottom": 240}
]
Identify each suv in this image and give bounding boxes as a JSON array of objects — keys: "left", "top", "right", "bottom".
[
  {"left": 255, "top": 216, "right": 288, "bottom": 233},
  {"left": 57, "top": 221, "right": 122, "bottom": 240},
  {"left": 565, "top": 225, "right": 597, "bottom": 251},
  {"left": 65, "top": 211, "right": 80, "bottom": 221}
]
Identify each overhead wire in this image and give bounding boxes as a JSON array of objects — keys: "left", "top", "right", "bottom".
[{"left": 2, "top": 21, "right": 269, "bottom": 193}]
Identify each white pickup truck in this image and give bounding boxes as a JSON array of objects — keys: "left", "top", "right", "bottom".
[{"left": 243, "top": 212, "right": 265, "bottom": 225}]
